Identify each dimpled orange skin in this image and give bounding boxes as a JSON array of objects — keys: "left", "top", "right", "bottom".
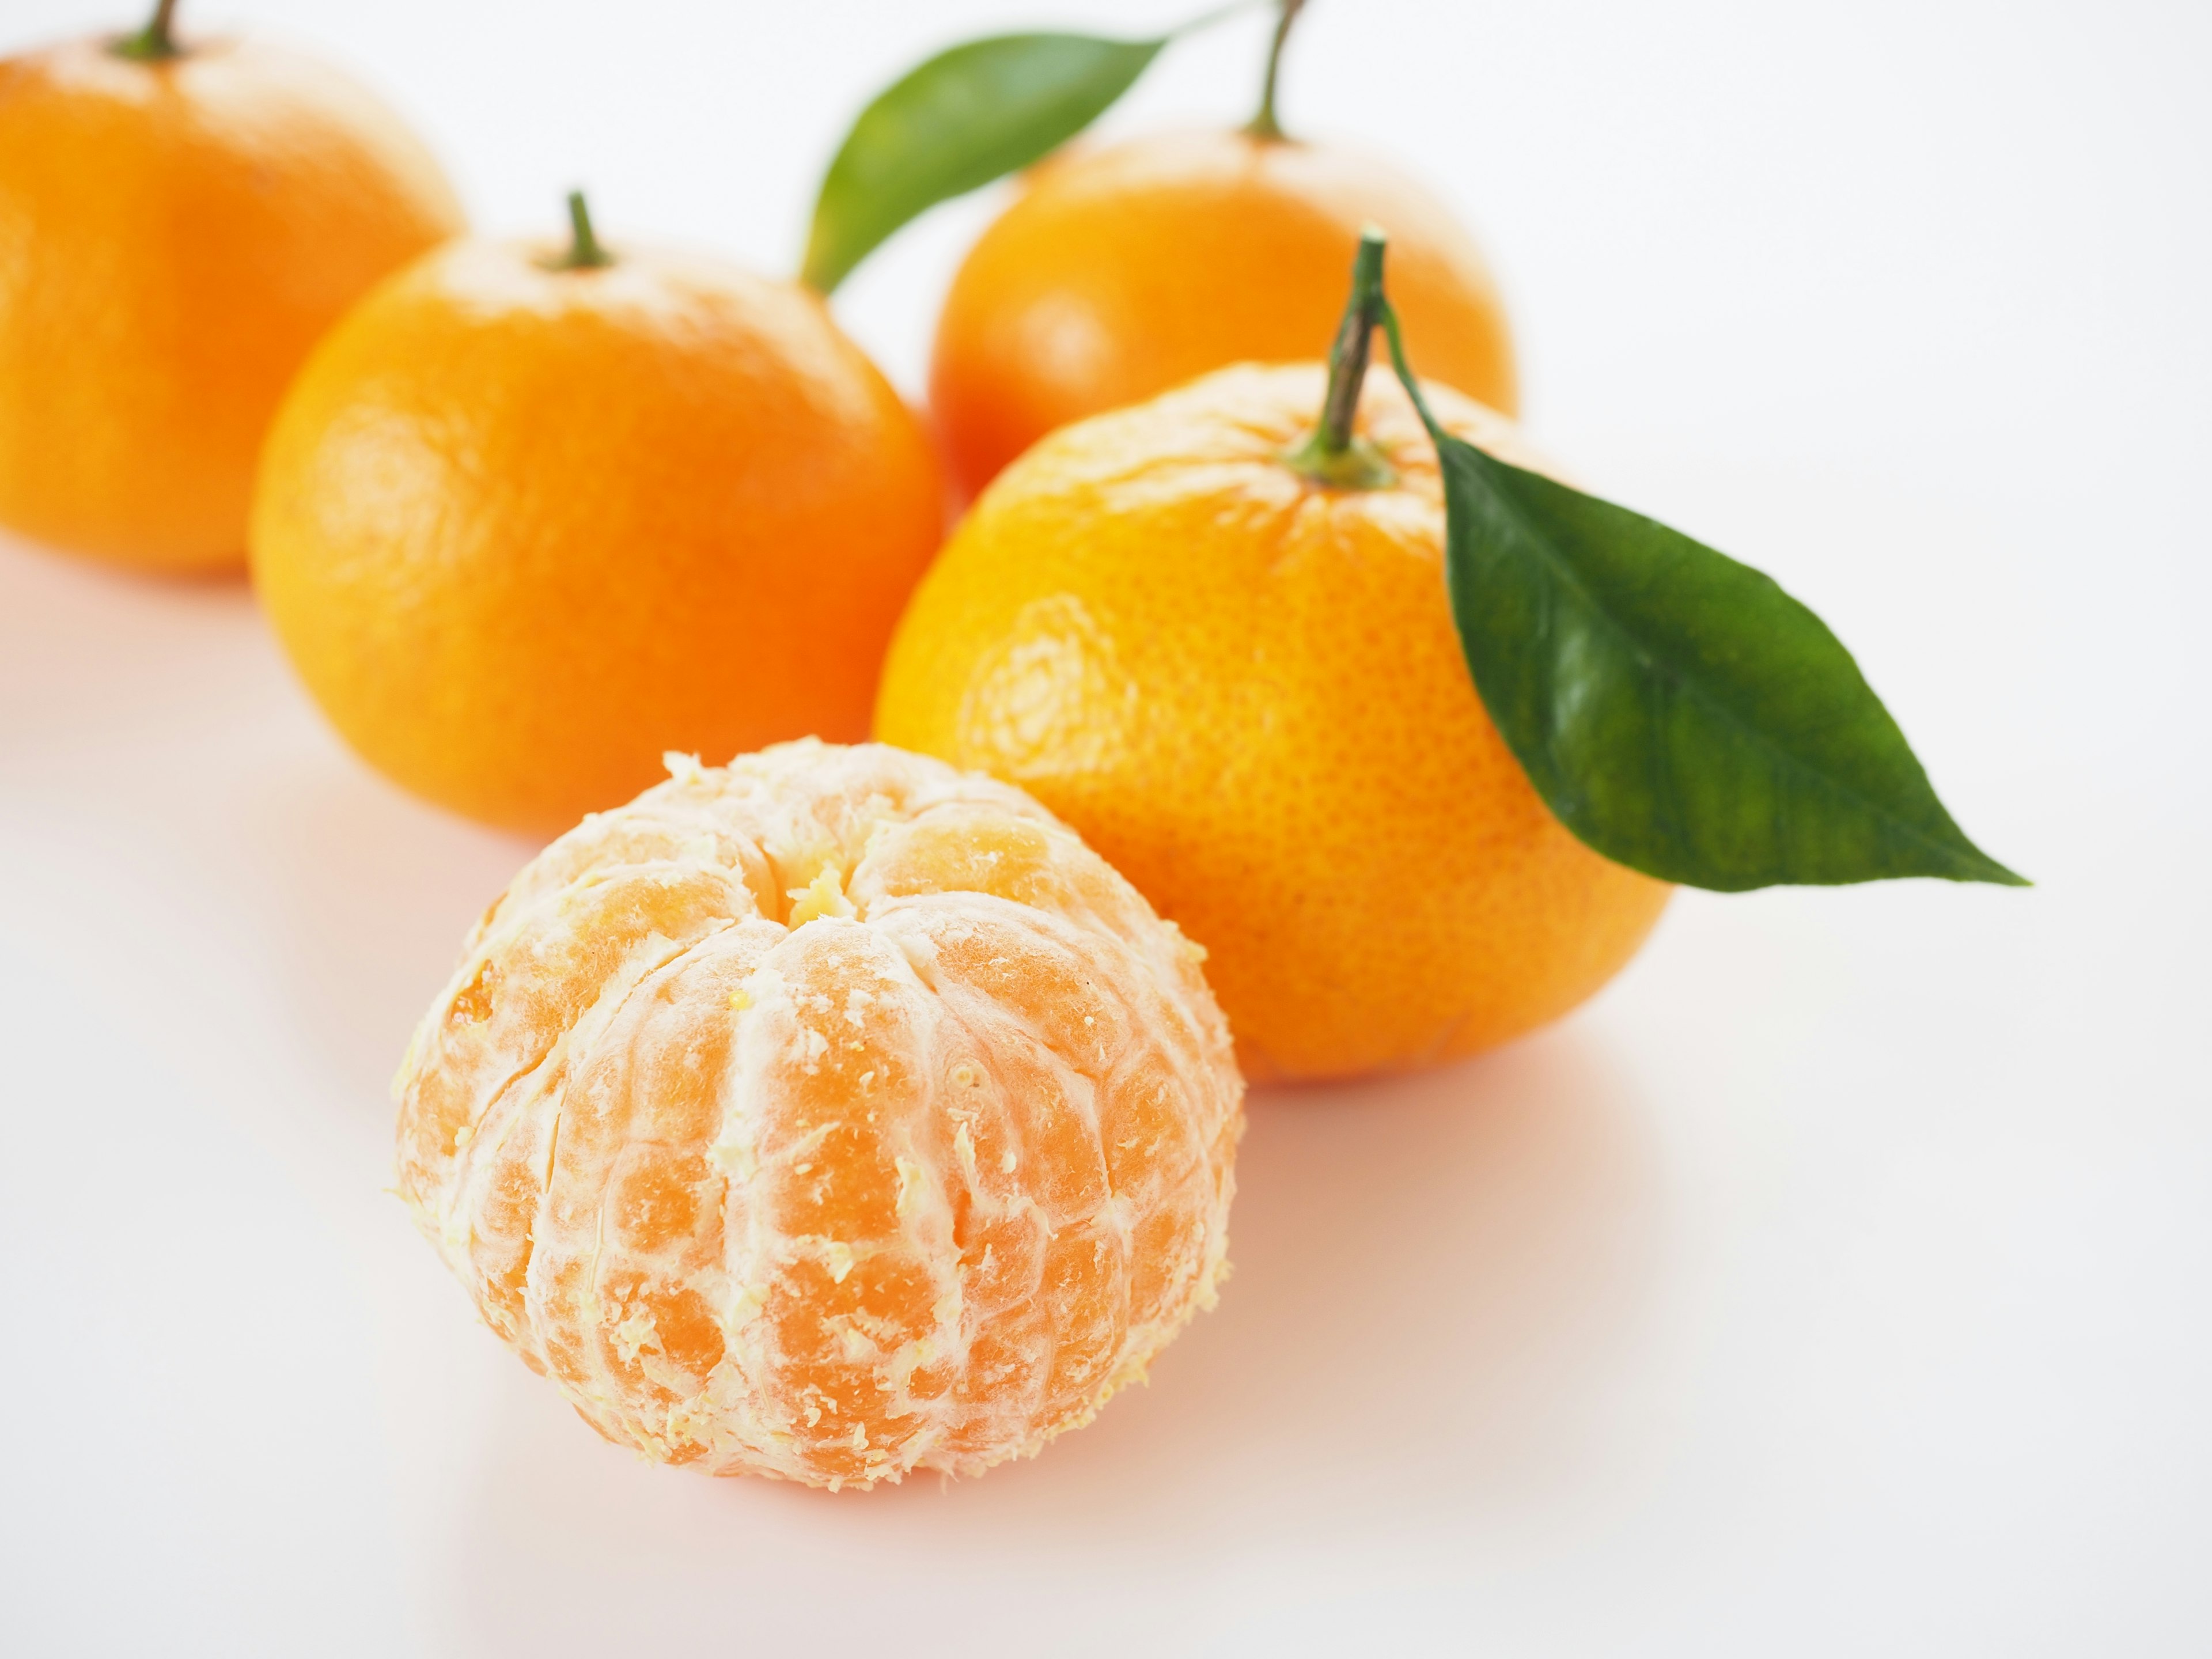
[
  {"left": 251, "top": 236, "right": 945, "bottom": 835},
  {"left": 0, "top": 33, "right": 462, "bottom": 571},
  {"left": 395, "top": 740, "right": 1241, "bottom": 1487},
  {"left": 929, "top": 130, "right": 1517, "bottom": 499},
  {"left": 876, "top": 365, "right": 1672, "bottom": 1082}
]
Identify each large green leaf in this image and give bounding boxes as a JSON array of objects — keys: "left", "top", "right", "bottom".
[
  {"left": 1378, "top": 309, "right": 2025, "bottom": 891},
  {"left": 802, "top": 31, "right": 1167, "bottom": 294}
]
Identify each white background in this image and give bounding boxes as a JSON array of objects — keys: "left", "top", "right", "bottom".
[{"left": 3, "top": 1, "right": 2208, "bottom": 1653}]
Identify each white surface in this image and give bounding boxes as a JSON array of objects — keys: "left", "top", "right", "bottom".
[{"left": 3, "top": 1, "right": 2208, "bottom": 1654}]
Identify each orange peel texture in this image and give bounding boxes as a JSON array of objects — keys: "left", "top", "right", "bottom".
[
  {"left": 395, "top": 741, "right": 1243, "bottom": 1488},
  {"left": 877, "top": 364, "right": 1672, "bottom": 1080},
  {"left": 0, "top": 35, "right": 463, "bottom": 570}
]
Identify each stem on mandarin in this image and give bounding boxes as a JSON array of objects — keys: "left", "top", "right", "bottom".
[
  {"left": 1282, "top": 226, "right": 1397, "bottom": 489},
  {"left": 1245, "top": 0, "right": 1307, "bottom": 142},
  {"left": 114, "top": 0, "right": 181, "bottom": 61},
  {"left": 554, "top": 190, "right": 613, "bottom": 271}
]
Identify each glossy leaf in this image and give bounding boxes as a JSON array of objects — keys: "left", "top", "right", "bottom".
[
  {"left": 803, "top": 31, "right": 1166, "bottom": 294},
  {"left": 1378, "top": 308, "right": 2025, "bottom": 891}
]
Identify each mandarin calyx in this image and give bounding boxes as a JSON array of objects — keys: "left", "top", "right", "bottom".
[
  {"left": 112, "top": 0, "right": 182, "bottom": 62},
  {"left": 1281, "top": 222, "right": 1397, "bottom": 490},
  {"left": 551, "top": 188, "right": 612, "bottom": 271}
]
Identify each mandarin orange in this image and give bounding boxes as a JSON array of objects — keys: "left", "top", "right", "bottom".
[
  {"left": 876, "top": 364, "right": 1672, "bottom": 1082},
  {"left": 396, "top": 740, "right": 1241, "bottom": 1486},
  {"left": 0, "top": 10, "right": 462, "bottom": 571},
  {"left": 251, "top": 203, "right": 945, "bottom": 835},
  {"left": 928, "top": 129, "right": 1517, "bottom": 499}
]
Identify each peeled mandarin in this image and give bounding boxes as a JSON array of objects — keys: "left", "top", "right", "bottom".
[{"left": 395, "top": 740, "right": 1242, "bottom": 1487}]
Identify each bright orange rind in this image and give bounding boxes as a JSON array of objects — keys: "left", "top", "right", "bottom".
[
  {"left": 252, "top": 232, "right": 946, "bottom": 836},
  {"left": 877, "top": 364, "right": 1672, "bottom": 1080},
  {"left": 0, "top": 32, "right": 463, "bottom": 570}
]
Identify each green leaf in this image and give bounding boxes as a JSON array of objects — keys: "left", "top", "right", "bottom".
[
  {"left": 1378, "top": 308, "right": 2025, "bottom": 892},
  {"left": 802, "top": 31, "right": 1168, "bottom": 295}
]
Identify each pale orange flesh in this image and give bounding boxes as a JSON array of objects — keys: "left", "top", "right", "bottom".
[{"left": 395, "top": 741, "right": 1243, "bottom": 1488}]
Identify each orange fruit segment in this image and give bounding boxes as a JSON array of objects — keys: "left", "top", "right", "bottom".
[
  {"left": 395, "top": 740, "right": 1243, "bottom": 1487},
  {"left": 929, "top": 129, "right": 1517, "bottom": 498},
  {"left": 0, "top": 32, "right": 463, "bottom": 571},
  {"left": 252, "top": 232, "right": 946, "bottom": 835},
  {"left": 876, "top": 364, "right": 1672, "bottom": 1081}
]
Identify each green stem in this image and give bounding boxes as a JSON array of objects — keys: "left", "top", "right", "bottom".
[
  {"left": 553, "top": 190, "right": 613, "bottom": 271},
  {"left": 113, "top": 0, "right": 182, "bottom": 62},
  {"left": 1282, "top": 226, "right": 1397, "bottom": 488},
  {"left": 1376, "top": 292, "right": 1446, "bottom": 439},
  {"left": 1245, "top": 0, "right": 1308, "bottom": 141}
]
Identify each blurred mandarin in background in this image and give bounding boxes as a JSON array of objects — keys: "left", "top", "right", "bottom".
[
  {"left": 0, "top": 0, "right": 463, "bottom": 571},
  {"left": 929, "top": 128, "right": 1517, "bottom": 499}
]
